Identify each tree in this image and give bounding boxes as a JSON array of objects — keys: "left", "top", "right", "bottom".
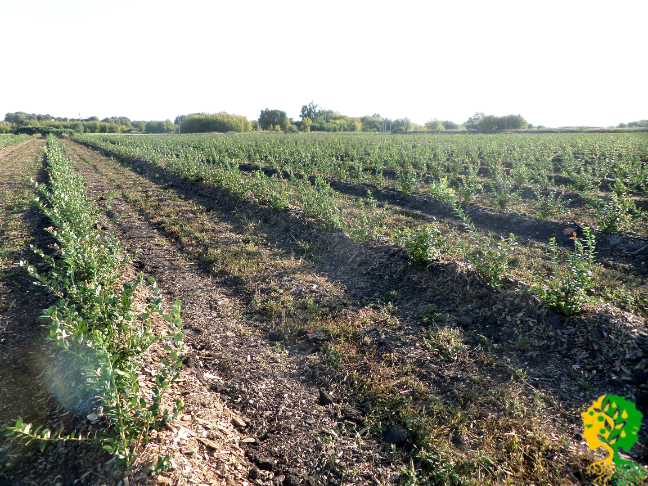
[
  {"left": 442, "top": 120, "right": 459, "bottom": 130},
  {"left": 300, "top": 101, "right": 318, "bottom": 121},
  {"left": 464, "top": 112, "right": 485, "bottom": 129},
  {"left": 145, "top": 120, "right": 170, "bottom": 133},
  {"left": 392, "top": 117, "right": 412, "bottom": 133},
  {"left": 477, "top": 115, "right": 501, "bottom": 130},
  {"left": 505, "top": 114, "right": 528, "bottom": 130},
  {"left": 179, "top": 113, "right": 250, "bottom": 134},
  {"left": 301, "top": 118, "right": 312, "bottom": 132},
  {"left": 360, "top": 115, "right": 381, "bottom": 132},
  {"left": 425, "top": 119, "right": 445, "bottom": 131},
  {"left": 259, "top": 109, "right": 289, "bottom": 130}
]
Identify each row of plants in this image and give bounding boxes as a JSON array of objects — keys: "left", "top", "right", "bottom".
[
  {"left": 6, "top": 136, "right": 184, "bottom": 469},
  {"left": 77, "top": 132, "right": 648, "bottom": 235},
  {"left": 78, "top": 134, "right": 391, "bottom": 242},
  {"left": 0, "top": 133, "right": 34, "bottom": 149},
  {"left": 75, "top": 133, "right": 615, "bottom": 316},
  {"left": 395, "top": 192, "right": 597, "bottom": 315}
]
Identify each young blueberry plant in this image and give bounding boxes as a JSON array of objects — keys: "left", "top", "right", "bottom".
[
  {"left": 6, "top": 136, "right": 185, "bottom": 467},
  {"left": 450, "top": 195, "right": 517, "bottom": 289},
  {"left": 394, "top": 224, "right": 446, "bottom": 267},
  {"left": 534, "top": 227, "right": 596, "bottom": 315}
]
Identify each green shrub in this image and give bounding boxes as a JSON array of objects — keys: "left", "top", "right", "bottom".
[
  {"left": 180, "top": 112, "right": 251, "bottom": 133},
  {"left": 451, "top": 197, "right": 517, "bottom": 288},
  {"left": 533, "top": 227, "right": 596, "bottom": 315},
  {"left": 397, "top": 170, "right": 420, "bottom": 194},
  {"left": 591, "top": 193, "right": 637, "bottom": 233},
  {"left": 535, "top": 190, "right": 566, "bottom": 220},
  {"left": 429, "top": 177, "right": 455, "bottom": 201},
  {"left": 395, "top": 225, "right": 446, "bottom": 267}
]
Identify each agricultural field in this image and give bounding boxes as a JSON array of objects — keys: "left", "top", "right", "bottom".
[
  {"left": 0, "top": 134, "right": 33, "bottom": 151},
  {"left": 1, "top": 132, "right": 647, "bottom": 485}
]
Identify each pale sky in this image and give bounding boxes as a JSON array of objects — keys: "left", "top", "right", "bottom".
[{"left": 1, "top": 0, "right": 646, "bottom": 128}]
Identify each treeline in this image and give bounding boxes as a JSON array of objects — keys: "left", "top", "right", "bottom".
[
  {"left": 618, "top": 120, "right": 648, "bottom": 128},
  {"left": 3, "top": 112, "right": 179, "bottom": 135},
  {"left": 463, "top": 112, "right": 530, "bottom": 130},
  {"left": 178, "top": 113, "right": 252, "bottom": 134},
  {"left": 2, "top": 109, "right": 540, "bottom": 136},
  {"left": 260, "top": 103, "right": 532, "bottom": 133}
]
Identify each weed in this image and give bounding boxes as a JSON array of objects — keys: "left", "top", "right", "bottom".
[
  {"left": 451, "top": 196, "right": 517, "bottom": 288},
  {"left": 417, "top": 304, "right": 447, "bottom": 324},
  {"left": 514, "top": 336, "right": 529, "bottom": 352},
  {"left": 349, "top": 191, "right": 388, "bottom": 241},
  {"left": 423, "top": 326, "right": 467, "bottom": 361},
  {"left": 475, "top": 334, "right": 498, "bottom": 353}
]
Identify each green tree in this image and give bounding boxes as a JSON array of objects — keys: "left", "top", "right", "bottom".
[
  {"left": 301, "top": 118, "right": 312, "bottom": 132},
  {"left": 442, "top": 120, "right": 459, "bottom": 130},
  {"left": 360, "top": 115, "right": 381, "bottom": 132},
  {"left": 478, "top": 115, "right": 502, "bottom": 130},
  {"left": 464, "top": 112, "right": 485, "bottom": 129},
  {"left": 392, "top": 117, "right": 412, "bottom": 133},
  {"left": 425, "top": 119, "right": 445, "bottom": 131},
  {"left": 145, "top": 121, "right": 167, "bottom": 133},
  {"left": 180, "top": 113, "right": 250, "bottom": 133},
  {"left": 300, "top": 101, "right": 319, "bottom": 121},
  {"left": 259, "top": 109, "right": 289, "bottom": 130},
  {"left": 505, "top": 114, "right": 528, "bottom": 129}
]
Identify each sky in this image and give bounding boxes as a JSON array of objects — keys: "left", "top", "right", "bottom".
[{"left": 1, "top": 0, "right": 646, "bottom": 128}]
